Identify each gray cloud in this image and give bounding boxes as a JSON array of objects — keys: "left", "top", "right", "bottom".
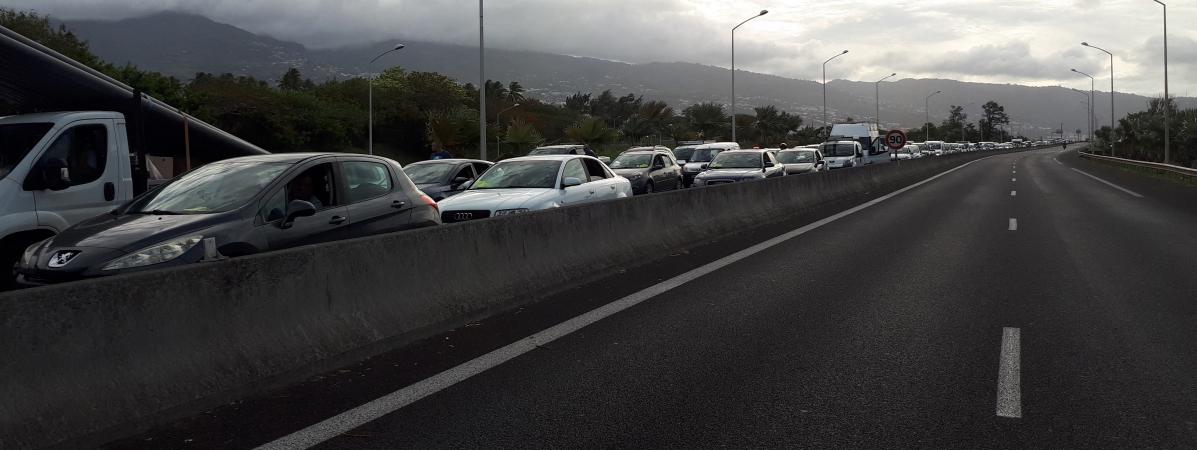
[{"left": 7, "top": 0, "right": 1197, "bottom": 95}]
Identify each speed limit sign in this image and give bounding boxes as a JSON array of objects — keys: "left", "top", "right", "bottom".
[{"left": 885, "top": 129, "right": 908, "bottom": 150}]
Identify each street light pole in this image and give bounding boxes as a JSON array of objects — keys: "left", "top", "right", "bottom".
[
  {"left": 1071, "top": 69, "right": 1096, "bottom": 142},
  {"left": 823, "top": 50, "right": 849, "bottom": 137},
  {"left": 1082, "top": 42, "right": 1116, "bottom": 157},
  {"left": 368, "top": 44, "right": 405, "bottom": 156},
  {"left": 731, "top": 10, "right": 768, "bottom": 144},
  {"left": 925, "top": 90, "right": 941, "bottom": 143},
  {"left": 495, "top": 103, "right": 520, "bottom": 160},
  {"left": 875, "top": 73, "right": 896, "bottom": 129},
  {"left": 479, "top": 0, "right": 488, "bottom": 160},
  {"left": 1151, "top": 0, "right": 1170, "bottom": 163}
]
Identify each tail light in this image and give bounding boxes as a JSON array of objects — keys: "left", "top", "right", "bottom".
[{"left": 419, "top": 193, "right": 438, "bottom": 211}]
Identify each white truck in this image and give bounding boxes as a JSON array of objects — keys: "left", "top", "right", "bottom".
[{"left": 827, "top": 123, "right": 892, "bottom": 166}]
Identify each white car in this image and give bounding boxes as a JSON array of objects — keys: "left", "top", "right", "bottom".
[
  {"left": 776, "top": 148, "right": 825, "bottom": 174},
  {"left": 438, "top": 155, "right": 632, "bottom": 223}
]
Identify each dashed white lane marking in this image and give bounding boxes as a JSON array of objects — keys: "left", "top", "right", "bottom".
[
  {"left": 1070, "top": 168, "right": 1144, "bottom": 198},
  {"left": 1011, "top": 178, "right": 1017, "bottom": 182},
  {"left": 255, "top": 152, "right": 1012, "bottom": 450},
  {"left": 1011, "top": 191, "right": 1017, "bottom": 197},
  {"left": 997, "top": 327, "right": 1022, "bottom": 418},
  {"left": 1008, "top": 218, "right": 1018, "bottom": 231},
  {"left": 1053, "top": 158, "right": 1063, "bottom": 166}
]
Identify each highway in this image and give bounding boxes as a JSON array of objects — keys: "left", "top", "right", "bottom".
[{"left": 106, "top": 147, "right": 1197, "bottom": 449}]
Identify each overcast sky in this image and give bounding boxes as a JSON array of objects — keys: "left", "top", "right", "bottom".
[{"left": 12, "top": 0, "right": 1196, "bottom": 96}]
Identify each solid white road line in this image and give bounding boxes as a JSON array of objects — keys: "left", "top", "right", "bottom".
[
  {"left": 1070, "top": 168, "right": 1144, "bottom": 198},
  {"left": 1010, "top": 191, "right": 1017, "bottom": 197},
  {"left": 256, "top": 156, "right": 1004, "bottom": 450},
  {"left": 1008, "top": 218, "right": 1018, "bottom": 231},
  {"left": 1053, "top": 157, "right": 1063, "bottom": 166},
  {"left": 996, "top": 327, "right": 1022, "bottom": 418}
]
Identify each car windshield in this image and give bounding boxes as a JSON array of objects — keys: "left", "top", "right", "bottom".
[
  {"left": 611, "top": 154, "right": 652, "bottom": 169},
  {"left": 822, "top": 144, "right": 857, "bottom": 157},
  {"left": 128, "top": 161, "right": 289, "bottom": 214},
  {"left": 689, "top": 148, "right": 724, "bottom": 162},
  {"left": 777, "top": 151, "right": 815, "bottom": 164},
  {"left": 709, "top": 152, "right": 761, "bottom": 169},
  {"left": 404, "top": 162, "right": 455, "bottom": 184},
  {"left": 471, "top": 160, "right": 560, "bottom": 189},
  {"left": 528, "top": 147, "right": 572, "bottom": 155},
  {"left": 0, "top": 123, "right": 54, "bottom": 180},
  {"left": 673, "top": 147, "right": 696, "bottom": 161}
]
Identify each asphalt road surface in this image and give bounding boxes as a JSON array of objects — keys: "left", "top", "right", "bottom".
[{"left": 108, "top": 147, "right": 1197, "bottom": 449}]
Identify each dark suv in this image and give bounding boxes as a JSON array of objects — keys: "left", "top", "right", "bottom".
[{"left": 16, "top": 153, "right": 440, "bottom": 285}]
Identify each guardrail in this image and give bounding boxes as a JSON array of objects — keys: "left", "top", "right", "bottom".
[{"left": 1079, "top": 151, "right": 1197, "bottom": 178}]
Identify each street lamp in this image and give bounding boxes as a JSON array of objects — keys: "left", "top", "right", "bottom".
[
  {"left": 495, "top": 103, "right": 521, "bottom": 160},
  {"left": 1082, "top": 42, "right": 1116, "bottom": 157},
  {"left": 1067, "top": 89, "right": 1089, "bottom": 142},
  {"left": 731, "top": 9, "right": 768, "bottom": 144},
  {"left": 875, "top": 73, "right": 896, "bottom": 129},
  {"left": 924, "top": 90, "right": 942, "bottom": 142},
  {"left": 1071, "top": 68, "right": 1096, "bottom": 142},
  {"left": 479, "top": 0, "right": 488, "bottom": 160},
  {"left": 823, "top": 50, "right": 849, "bottom": 136},
  {"left": 369, "top": 43, "right": 405, "bottom": 156},
  {"left": 1149, "top": 0, "right": 1170, "bottom": 163}
]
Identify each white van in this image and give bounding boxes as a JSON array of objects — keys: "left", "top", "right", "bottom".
[{"left": 820, "top": 140, "right": 863, "bottom": 169}]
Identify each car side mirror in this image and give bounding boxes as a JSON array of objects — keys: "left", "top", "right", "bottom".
[
  {"left": 459, "top": 179, "right": 474, "bottom": 190},
  {"left": 280, "top": 199, "right": 316, "bottom": 229},
  {"left": 700, "top": 163, "right": 710, "bottom": 170},
  {"left": 561, "top": 177, "right": 583, "bottom": 189},
  {"left": 452, "top": 176, "right": 470, "bottom": 188},
  {"left": 764, "top": 162, "right": 775, "bottom": 168}
]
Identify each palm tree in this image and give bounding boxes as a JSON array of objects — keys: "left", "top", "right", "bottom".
[
  {"left": 507, "top": 81, "right": 526, "bottom": 103},
  {"left": 684, "top": 102, "right": 728, "bottom": 139},
  {"left": 501, "top": 118, "right": 542, "bottom": 158},
  {"left": 638, "top": 100, "right": 674, "bottom": 136},
  {"left": 565, "top": 117, "right": 619, "bottom": 147},
  {"left": 426, "top": 108, "right": 478, "bottom": 152},
  {"left": 621, "top": 115, "right": 654, "bottom": 144}
]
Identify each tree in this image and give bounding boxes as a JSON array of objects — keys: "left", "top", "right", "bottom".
[
  {"left": 507, "top": 81, "right": 526, "bottom": 103},
  {"left": 501, "top": 118, "right": 542, "bottom": 157},
  {"left": 426, "top": 108, "right": 479, "bottom": 152},
  {"left": 565, "top": 117, "right": 619, "bottom": 147},
  {"left": 979, "top": 101, "right": 1010, "bottom": 141},
  {"left": 683, "top": 102, "right": 728, "bottom": 139},
  {"left": 278, "top": 67, "right": 304, "bottom": 91},
  {"left": 942, "top": 105, "right": 967, "bottom": 141},
  {"left": 565, "top": 92, "right": 592, "bottom": 114},
  {"left": 637, "top": 100, "right": 674, "bottom": 137}
]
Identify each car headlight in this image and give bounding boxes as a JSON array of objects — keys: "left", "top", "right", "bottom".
[
  {"left": 494, "top": 208, "right": 530, "bottom": 216},
  {"left": 692, "top": 178, "right": 706, "bottom": 186},
  {"left": 102, "top": 235, "right": 203, "bottom": 271},
  {"left": 20, "top": 237, "right": 52, "bottom": 267}
]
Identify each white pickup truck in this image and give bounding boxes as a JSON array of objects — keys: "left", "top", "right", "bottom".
[{"left": 0, "top": 111, "right": 165, "bottom": 288}]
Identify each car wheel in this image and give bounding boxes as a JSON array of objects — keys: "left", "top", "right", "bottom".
[{"left": 645, "top": 181, "right": 654, "bottom": 194}]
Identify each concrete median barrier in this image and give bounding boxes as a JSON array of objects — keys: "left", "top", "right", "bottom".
[{"left": 0, "top": 149, "right": 1026, "bottom": 448}]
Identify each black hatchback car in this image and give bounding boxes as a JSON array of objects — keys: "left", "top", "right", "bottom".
[
  {"left": 403, "top": 158, "right": 493, "bottom": 201},
  {"left": 16, "top": 153, "right": 440, "bottom": 285}
]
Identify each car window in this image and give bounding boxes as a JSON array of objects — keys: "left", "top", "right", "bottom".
[
  {"left": 0, "top": 122, "right": 53, "bottom": 181},
  {"left": 472, "top": 163, "right": 491, "bottom": 176},
  {"left": 562, "top": 159, "right": 588, "bottom": 185},
  {"left": 287, "top": 163, "right": 338, "bottom": 209},
  {"left": 453, "top": 165, "right": 475, "bottom": 182},
  {"left": 130, "top": 161, "right": 289, "bottom": 215},
  {"left": 38, "top": 124, "right": 108, "bottom": 186},
  {"left": 582, "top": 158, "right": 608, "bottom": 182},
  {"left": 653, "top": 155, "right": 665, "bottom": 168},
  {"left": 259, "top": 188, "right": 286, "bottom": 223},
  {"left": 343, "top": 161, "right": 393, "bottom": 204}
]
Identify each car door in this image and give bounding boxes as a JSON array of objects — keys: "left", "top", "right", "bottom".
[
  {"left": 29, "top": 120, "right": 122, "bottom": 228},
  {"left": 559, "top": 158, "right": 593, "bottom": 205},
  {"left": 257, "top": 161, "right": 352, "bottom": 250},
  {"left": 649, "top": 155, "right": 668, "bottom": 188},
  {"left": 582, "top": 157, "right": 619, "bottom": 200},
  {"left": 340, "top": 158, "right": 416, "bottom": 237}
]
